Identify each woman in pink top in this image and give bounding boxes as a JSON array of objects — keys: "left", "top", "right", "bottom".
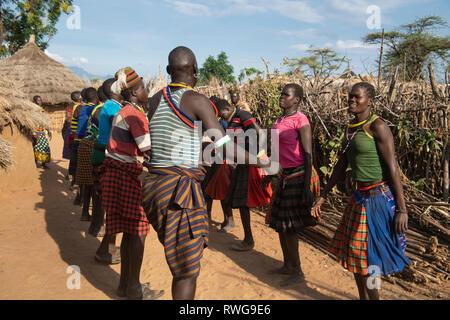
[{"left": 263, "top": 84, "right": 320, "bottom": 287}]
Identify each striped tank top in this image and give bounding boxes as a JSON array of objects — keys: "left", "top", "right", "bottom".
[{"left": 149, "top": 88, "right": 201, "bottom": 168}]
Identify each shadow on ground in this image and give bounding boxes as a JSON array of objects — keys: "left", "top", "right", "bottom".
[
  {"left": 35, "top": 160, "right": 120, "bottom": 299},
  {"left": 207, "top": 210, "right": 354, "bottom": 300}
]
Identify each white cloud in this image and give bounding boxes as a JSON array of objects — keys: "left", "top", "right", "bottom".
[
  {"left": 220, "top": 0, "right": 267, "bottom": 14},
  {"left": 290, "top": 43, "right": 311, "bottom": 51},
  {"left": 45, "top": 50, "right": 66, "bottom": 63},
  {"left": 336, "top": 39, "right": 378, "bottom": 49},
  {"left": 165, "top": 0, "right": 211, "bottom": 16},
  {"left": 272, "top": 0, "right": 323, "bottom": 23},
  {"left": 72, "top": 57, "right": 89, "bottom": 64},
  {"left": 280, "top": 28, "right": 330, "bottom": 38},
  {"left": 167, "top": 0, "right": 323, "bottom": 23}
]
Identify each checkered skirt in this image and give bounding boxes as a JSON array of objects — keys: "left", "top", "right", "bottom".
[
  {"left": 268, "top": 165, "right": 320, "bottom": 233},
  {"left": 101, "top": 157, "right": 149, "bottom": 236},
  {"left": 75, "top": 139, "right": 95, "bottom": 185},
  {"left": 328, "top": 183, "right": 410, "bottom": 276},
  {"left": 34, "top": 132, "right": 51, "bottom": 163}
]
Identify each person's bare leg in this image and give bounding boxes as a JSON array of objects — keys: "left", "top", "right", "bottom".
[
  {"left": 81, "top": 185, "right": 92, "bottom": 220},
  {"left": 172, "top": 277, "right": 197, "bottom": 300},
  {"left": 363, "top": 275, "right": 380, "bottom": 300},
  {"left": 240, "top": 207, "right": 254, "bottom": 246},
  {"left": 219, "top": 201, "right": 235, "bottom": 232},
  {"left": 89, "top": 190, "right": 103, "bottom": 235},
  {"left": 354, "top": 273, "right": 369, "bottom": 300},
  {"left": 126, "top": 234, "right": 147, "bottom": 299},
  {"left": 269, "top": 232, "right": 291, "bottom": 274},
  {"left": 280, "top": 233, "right": 305, "bottom": 286},
  {"left": 117, "top": 233, "right": 129, "bottom": 297}
]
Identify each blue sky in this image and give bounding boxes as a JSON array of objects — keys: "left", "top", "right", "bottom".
[{"left": 45, "top": 0, "right": 450, "bottom": 80}]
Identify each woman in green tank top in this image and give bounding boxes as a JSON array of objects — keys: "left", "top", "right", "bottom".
[{"left": 311, "top": 82, "right": 410, "bottom": 300}]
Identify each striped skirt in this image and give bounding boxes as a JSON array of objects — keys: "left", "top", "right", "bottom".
[
  {"left": 328, "top": 183, "right": 410, "bottom": 276},
  {"left": 142, "top": 167, "right": 208, "bottom": 279},
  {"left": 268, "top": 165, "right": 320, "bottom": 233},
  {"left": 100, "top": 157, "right": 149, "bottom": 236},
  {"left": 75, "top": 139, "right": 95, "bottom": 185},
  {"left": 34, "top": 132, "right": 51, "bottom": 163}
]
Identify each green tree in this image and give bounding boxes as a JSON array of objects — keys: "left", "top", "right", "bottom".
[
  {"left": 238, "top": 67, "right": 263, "bottom": 83},
  {"left": 198, "top": 51, "right": 235, "bottom": 85},
  {"left": 0, "top": 0, "right": 73, "bottom": 57},
  {"left": 364, "top": 16, "right": 450, "bottom": 81},
  {"left": 283, "top": 46, "right": 349, "bottom": 78}
]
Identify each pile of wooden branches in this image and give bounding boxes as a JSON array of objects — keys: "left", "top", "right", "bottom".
[{"left": 291, "top": 184, "right": 449, "bottom": 293}]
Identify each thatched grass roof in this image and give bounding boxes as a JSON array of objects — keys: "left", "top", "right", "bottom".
[
  {"left": 0, "top": 35, "right": 88, "bottom": 105},
  {"left": 0, "top": 74, "right": 50, "bottom": 169}
]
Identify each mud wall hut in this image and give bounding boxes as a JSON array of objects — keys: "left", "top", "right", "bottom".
[
  {"left": 0, "top": 75, "right": 50, "bottom": 192},
  {"left": 0, "top": 35, "right": 88, "bottom": 133}
]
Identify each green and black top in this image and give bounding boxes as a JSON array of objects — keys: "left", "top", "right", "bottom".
[{"left": 346, "top": 114, "right": 390, "bottom": 182}]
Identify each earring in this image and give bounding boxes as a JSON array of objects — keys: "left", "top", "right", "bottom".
[{"left": 194, "top": 73, "right": 199, "bottom": 79}]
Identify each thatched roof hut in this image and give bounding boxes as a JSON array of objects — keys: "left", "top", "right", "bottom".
[
  {"left": 0, "top": 35, "right": 88, "bottom": 106},
  {"left": 0, "top": 74, "right": 49, "bottom": 172},
  {"left": 339, "top": 67, "right": 357, "bottom": 79}
]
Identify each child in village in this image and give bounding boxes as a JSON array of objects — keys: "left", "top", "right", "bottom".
[
  {"left": 262, "top": 83, "right": 320, "bottom": 287},
  {"left": 75, "top": 87, "right": 99, "bottom": 221},
  {"left": 90, "top": 77, "right": 123, "bottom": 265},
  {"left": 101, "top": 67, "right": 163, "bottom": 300},
  {"left": 201, "top": 96, "right": 233, "bottom": 229},
  {"left": 206, "top": 97, "right": 272, "bottom": 251},
  {"left": 77, "top": 85, "right": 106, "bottom": 231},
  {"left": 311, "top": 82, "right": 410, "bottom": 300},
  {"left": 32, "top": 95, "right": 52, "bottom": 169},
  {"left": 62, "top": 91, "right": 82, "bottom": 164},
  {"left": 68, "top": 88, "right": 87, "bottom": 204}
]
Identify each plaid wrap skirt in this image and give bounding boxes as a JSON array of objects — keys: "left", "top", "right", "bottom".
[
  {"left": 75, "top": 139, "right": 95, "bottom": 185},
  {"left": 100, "top": 157, "right": 149, "bottom": 236},
  {"left": 268, "top": 165, "right": 320, "bottom": 233},
  {"left": 328, "top": 183, "right": 410, "bottom": 276},
  {"left": 142, "top": 167, "right": 208, "bottom": 279}
]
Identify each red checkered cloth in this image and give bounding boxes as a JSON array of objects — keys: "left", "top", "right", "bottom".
[
  {"left": 328, "top": 194, "right": 368, "bottom": 275},
  {"left": 100, "top": 157, "right": 149, "bottom": 236}
]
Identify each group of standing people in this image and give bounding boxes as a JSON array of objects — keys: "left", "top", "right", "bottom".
[{"left": 37, "top": 45, "right": 410, "bottom": 301}]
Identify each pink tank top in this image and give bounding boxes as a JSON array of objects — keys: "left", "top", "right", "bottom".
[{"left": 272, "top": 111, "right": 310, "bottom": 169}]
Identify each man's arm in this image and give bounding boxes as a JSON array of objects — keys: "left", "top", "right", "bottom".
[{"left": 189, "top": 92, "right": 267, "bottom": 167}]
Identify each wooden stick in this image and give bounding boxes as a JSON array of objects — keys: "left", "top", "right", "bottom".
[
  {"left": 305, "top": 92, "right": 331, "bottom": 138},
  {"left": 405, "top": 201, "right": 450, "bottom": 207},
  {"left": 428, "top": 62, "right": 442, "bottom": 102},
  {"left": 378, "top": 28, "right": 385, "bottom": 88}
]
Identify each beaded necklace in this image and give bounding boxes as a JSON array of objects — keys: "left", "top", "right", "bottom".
[
  {"left": 169, "top": 82, "right": 194, "bottom": 90},
  {"left": 342, "top": 113, "right": 375, "bottom": 154},
  {"left": 347, "top": 111, "right": 372, "bottom": 128},
  {"left": 226, "top": 107, "right": 238, "bottom": 126},
  {"left": 123, "top": 101, "right": 145, "bottom": 114},
  {"left": 163, "top": 86, "right": 197, "bottom": 129}
]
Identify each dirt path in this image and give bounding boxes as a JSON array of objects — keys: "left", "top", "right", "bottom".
[{"left": 0, "top": 138, "right": 445, "bottom": 300}]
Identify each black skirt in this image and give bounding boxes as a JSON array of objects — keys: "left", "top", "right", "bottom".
[{"left": 269, "top": 169, "right": 317, "bottom": 233}]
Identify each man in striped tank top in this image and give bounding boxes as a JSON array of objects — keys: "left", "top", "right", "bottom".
[{"left": 142, "top": 47, "right": 269, "bottom": 300}]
